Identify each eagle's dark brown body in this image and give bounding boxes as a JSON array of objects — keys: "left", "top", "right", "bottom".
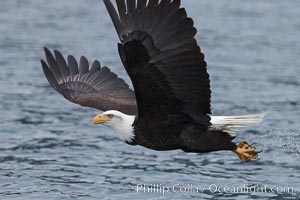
[{"left": 131, "top": 116, "right": 236, "bottom": 153}]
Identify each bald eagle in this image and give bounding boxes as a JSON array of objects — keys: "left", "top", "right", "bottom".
[{"left": 41, "top": 0, "right": 265, "bottom": 163}]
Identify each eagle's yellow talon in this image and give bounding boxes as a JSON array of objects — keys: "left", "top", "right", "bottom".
[{"left": 233, "top": 141, "right": 259, "bottom": 163}]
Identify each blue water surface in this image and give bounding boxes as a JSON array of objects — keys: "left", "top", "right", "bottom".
[{"left": 0, "top": 0, "right": 299, "bottom": 199}]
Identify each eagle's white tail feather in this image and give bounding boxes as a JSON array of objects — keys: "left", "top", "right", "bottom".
[{"left": 210, "top": 114, "right": 265, "bottom": 135}]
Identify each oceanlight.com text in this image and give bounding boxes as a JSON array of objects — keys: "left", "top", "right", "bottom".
[{"left": 135, "top": 184, "right": 295, "bottom": 195}]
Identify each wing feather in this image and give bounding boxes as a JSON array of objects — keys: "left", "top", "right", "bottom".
[
  {"left": 79, "top": 56, "right": 89, "bottom": 81},
  {"left": 67, "top": 55, "right": 79, "bottom": 79},
  {"left": 104, "top": 0, "right": 211, "bottom": 125},
  {"left": 44, "top": 47, "right": 63, "bottom": 84},
  {"left": 54, "top": 49, "right": 69, "bottom": 81},
  {"left": 41, "top": 59, "right": 59, "bottom": 90},
  {"left": 41, "top": 48, "right": 137, "bottom": 115}
]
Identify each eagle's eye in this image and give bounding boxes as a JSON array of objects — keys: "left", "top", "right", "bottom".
[{"left": 107, "top": 114, "right": 114, "bottom": 119}]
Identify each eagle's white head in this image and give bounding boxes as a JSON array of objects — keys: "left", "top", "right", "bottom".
[{"left": 92, "top": 110, "right": 136, "bottom": 143}]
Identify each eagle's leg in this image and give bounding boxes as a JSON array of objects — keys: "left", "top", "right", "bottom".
[{"left": 233, "top": 141, "right": 259, "bottom": 163}]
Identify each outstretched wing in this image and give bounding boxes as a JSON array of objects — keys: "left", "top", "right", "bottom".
[
  {"left": 41, "top": 47, "right": 137, "bottom": 115},
  {"left": 104, "top": 0, "right": 211, "bottom": 125}
]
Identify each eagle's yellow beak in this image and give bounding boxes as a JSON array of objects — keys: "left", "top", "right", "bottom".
[{"left": 92, "top": 114, "right": 111, "bottom": 125}]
